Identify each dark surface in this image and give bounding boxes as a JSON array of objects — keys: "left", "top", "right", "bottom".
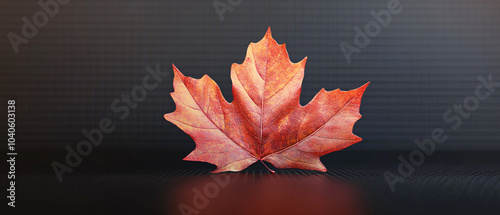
[
  {"left": 14, "top": 163, "right": 500, "bottom": 215},
  {"left": 9, "top": 151, "right": 500, "bottom": 215}
]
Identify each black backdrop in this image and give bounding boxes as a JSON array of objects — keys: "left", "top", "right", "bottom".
[
  {"left": 1, "top": 0, "right": 499, "bottom": 214},
  {"left": 2, "top": 0, "right": 499, "bottom": 167}
]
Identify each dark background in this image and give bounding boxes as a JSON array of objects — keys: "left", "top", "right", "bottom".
[{"left": 1, "top": 0, "right": 499, "bottom": 214}]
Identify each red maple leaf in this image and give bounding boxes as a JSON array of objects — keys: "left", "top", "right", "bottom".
[{"left": 164, "top": 27, "right": 369, "bottom": 173}]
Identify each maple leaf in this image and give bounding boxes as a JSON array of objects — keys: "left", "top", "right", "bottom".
[{"left": 164, "top": 27, "right": 369, "bottom": 173}]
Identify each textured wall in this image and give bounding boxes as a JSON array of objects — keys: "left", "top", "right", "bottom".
[{"left": 1, "top": 0, "right": 499, "bottom": 158}]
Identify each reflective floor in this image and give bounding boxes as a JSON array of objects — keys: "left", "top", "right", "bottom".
[{"left": 14, "top": 164, "right": 500, "bottom": 215}]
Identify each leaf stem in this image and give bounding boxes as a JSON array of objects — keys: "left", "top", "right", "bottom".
[{"left": 260, "top": 160, "right": 275, "bottom": 173}]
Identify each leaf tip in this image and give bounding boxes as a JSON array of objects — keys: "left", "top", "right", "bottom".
[
  {"left": 171, "top": 64, "right": 184, "bottom": 79},
  {"left": 183, "top": 153, "right": 197, "bottom": 162},
  {"left": 171, "top": 63, "right": 179, "bottom": 72},
  {"left": 315, "top": 162, "right": 328, "bottom": 172},
  {"left": 163, "top": 113, "right": 172, "bottom": 121},
  {"left": 301, "top": 56, "right": 308, "bottom": 65},
  {"left": 356, "top": 81, "right": 370, "bottom": 93}
]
